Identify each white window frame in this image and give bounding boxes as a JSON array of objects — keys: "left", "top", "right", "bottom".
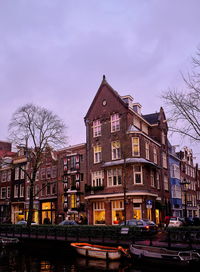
[
  {"left": 19, "top": 184, "right": 24, "bottom": 197},
  {"left": 21, "top": 165, "right": 25, "bottom": 179},
  {"left": 132, "top": 137, "right": 140, "bottom": 156},
  {"left": 93, "top": 120, "right": 101, "bottom": 137},
  {"left": 145, "top": 142, "right": 150, "bottom": 160},
  {"left": 91, "top": 171, "right": 104, "bottom": 187},
  {"left": 156, "top": 172, "right": 160, "bottom": 189},
  {"left": 111, "top": 141, "right": 121, "bottom": 160},
  {"left": 14, "top": 184, "right": 19, "bottom": 198},
  {"left": 111, "top": 113, "right": 120, "bottom": 132},
  {"left": 133, "top": 165, "right": 143, "bottom": 184},
  {"left": 107, "top": 168, "right": 122, "bottom": 187},
  {"left": 1, "top": 187, "right": 6, "bottom": 199},
  {"left": 7, "top": 186, "right": 10, "bottom": 198},
  {"left": 93, "top": 145, "right": 102, "bottom": 164},
  {"left": 15, "top": 167, "right": 19, "bottom": 180},
  {"left": 153, "top": 147, "right": 157, "bottom": 164}
]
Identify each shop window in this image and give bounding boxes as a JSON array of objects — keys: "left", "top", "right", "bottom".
[
  {"left": 112, "top": 200, "right": 124, "bottom": 224},
  {"left": 93, "top": 202, "right": 105, "bottom": 225},
  {"left": 133, "top": 203, "right": 141, "bottom": 219}
]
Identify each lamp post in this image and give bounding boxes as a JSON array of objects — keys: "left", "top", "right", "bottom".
[{"left": 180, "top": 178, "right": 190, "bottom": 221}]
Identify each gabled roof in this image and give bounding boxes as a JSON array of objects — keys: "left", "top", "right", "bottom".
[
  {"left": 84, "top": 75, "right": 127, "bottom": 120},
  {"left": 142, "top": 112, "right": 160, "bottom": 124}
]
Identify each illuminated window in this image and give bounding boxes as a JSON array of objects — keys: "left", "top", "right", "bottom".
[
  {"left": 111, "top": 113, "right": 120, "bottom": 132},
  {"left": 107, "top": 168, "right": 122, "bottom": 187},
  {"left": 111, "top": 141, "right": 121, "bottom": 160},
  {"left": 93, "top": 202, "right": 105, "bottom": 225},
  {"left": 132, "top": 137, "right": 140, "bottom": 156},
  {"left": 93, "top": 145, "right": 102, "bottom": 163},
  {"left": 133, "top": 165, "right": 143, "bottom": 184},
  {"left": 71, "top": 194, "right": 76, "bottom": 208},
  {"left": 112, "top": 200, "right": 124, "bottom": 225},
  {"left": 93, "top": 120, "right": 101, "bottom": 137}
]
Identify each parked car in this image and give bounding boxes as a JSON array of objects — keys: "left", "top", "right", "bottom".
[
  {"left": 193, "top": 217, "right": 200, "bottom": 226},
  {"left": 168, "top": 217, "right": 184, "bottom": 227},
  {"left": 120, "top": 219, "right": 157, "bottom": 232},
  {"left": 16, "top": 220, "right": 38, "bottom": 225},
  {"left": 142, "top": 219, "right": 158, "bottom": 232},
  {"left": 58, "top": 220, "right": 78, "bottom": 226}
]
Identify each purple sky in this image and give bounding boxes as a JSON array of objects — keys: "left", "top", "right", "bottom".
[{"left": 0, "top": 0, "right": 200, "bottom": 162}]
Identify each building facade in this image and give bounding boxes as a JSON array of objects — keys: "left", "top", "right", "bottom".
[{"left": 84, "top": 77, "right": 170, "bottom": 225}]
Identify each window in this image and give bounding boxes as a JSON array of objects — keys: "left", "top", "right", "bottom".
[
  {"left": 93, "top": 120, "right": 101, "bottom": 137},
  {"left": 51, "top": 183, "right": 57, "bottom": 195},
  {"left": 19, "top": 184, "right": 24, "bottom": 197},
  {"left": 46, "top": 183, "right": 51, "bottom": 195},
  {"left": 7, "top": 186, "right": 10, "bottom": 198},
  {"left": 153, "top": 147, "right": 157, "bottom": 164},
  {"left": 36, "top": 171, "right": 39, "bottom": 181},
  {"left": 93, "top": 145, "right": 102, "bottom": 163},
  {"left": 52, "top": 167, "right": 57, "bottom": 178},
  {"left": 111, "top": 113, "right": 120, "bottom": 132},
  {"left": 93, "top": 202, "right": 105, "bottom": 225},
  {"left": 150, "top": 170, "right": 155, "bottom": 187},
  {"left": 162, "top": 153, "right": 167, "bottom": 168},
  {"left": 107, "top": 168, "right": 122, "bottom": 187},
  {"left": 26, "top": 186, "right": 30, "bottom": 199},
  {"left": 71, "top": 194, "right": 76, "bottom": 208},
  {"left": 41, "top": 168, "right": 46, "bottom": 180},
  {"left": 145, "top": 142, "right": 150, "bottom": 160},
  {"left": 91, "top": 171, "right": 104, "bottom": 187},
  {"left": 111, "top": 141, "right": 121, "bottom": 160},
  {"left": 21, "top": 165, "right": 25, "bottom": 179},
  {"left": 15, "top": 167, "right": 19, "bottom": 180},
  {"left": 34, "top": 185, "right": 39, "bottom": 198},
  {"left": 46, "top": 167, "right": 51, "bottom": 179},
  {"left": 41, "top": 183, "right": 46, "bottom": 196},
  {"left": 7, "top": 170, "right": 11, "bottom": 181},
  {"left": 156, "top": 172, "right": 160, "bottom": 189},
  {"left": 132, "top": 137, "right": 140, "bottom": 156},
  {"left": 164, "top": 175, "right": 169, "bottom": 190},
  {"left": 1, "top": 187, "right": 6, "bottom": 199},
  {"left": 1, "top": 171, "right": 6, "bottom": 182},
  {"left": 14, "top": 184, "right": 19, "bottom": 198},
  {"left": 133, "top": 165, "right": 143, "bottom": 184}
]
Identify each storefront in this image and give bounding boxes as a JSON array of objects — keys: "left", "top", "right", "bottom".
[
  {"left": 93, "top": 201, "right": 105, "bottom": 225},
  {"left": 11, "top": 203, "right": 25, "bottom": 224},
  {"left": 112, "top": 200, "right": 124, "bottom": 224},
  {"left": 41, "top": 200, "right": 56, "bottom": 224}
]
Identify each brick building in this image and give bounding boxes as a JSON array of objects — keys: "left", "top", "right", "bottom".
[{"left": 84, "top": 76, "right": 170, "bottom": 225}]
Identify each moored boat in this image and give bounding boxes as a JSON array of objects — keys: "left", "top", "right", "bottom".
[
  {"left": 71, "top": 242, "right": 128, "bottom": 260},
  {"left": 0, "top": 237, "right": 19, "bottom": 246},
  {"left": 129, "top": 244, "right": 200, "bottom": 265}
]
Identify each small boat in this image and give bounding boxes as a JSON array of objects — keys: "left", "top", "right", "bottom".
[
  {"left": 129, "top": 244, "right": 200, "bottom": 265},
  {"left": 0, "top": 237, "right": 19, "bottom": 246},
  {"left": 71, "top": 243, "right": 128, "bottom": 260}
]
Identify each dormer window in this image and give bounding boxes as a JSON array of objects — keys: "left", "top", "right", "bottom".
[
  {"left": 111, "top": 113, "right": 120, "bottom": 132},
  {"left": 93, "top": 120, "right": 101, "bottom": 137}
]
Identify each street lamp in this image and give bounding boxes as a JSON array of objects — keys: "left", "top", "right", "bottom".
[{"left": 180, "top": 178, "right": 190, "bottom": 221}]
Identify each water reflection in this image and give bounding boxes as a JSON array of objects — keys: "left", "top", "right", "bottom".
[{"left": 0, "top": 246, "right": 196, "bottom": 272}]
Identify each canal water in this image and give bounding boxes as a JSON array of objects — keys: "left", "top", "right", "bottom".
[{"left": 0, "top": 244, "right": 195, "bottom": 272}]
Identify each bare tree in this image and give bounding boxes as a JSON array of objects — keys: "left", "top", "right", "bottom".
[
  {"left": 162, "top": 48, "right": 200, "bottom": 142},
  {"left": 9, "top": 104, "right": 67, "bottom": 226}
]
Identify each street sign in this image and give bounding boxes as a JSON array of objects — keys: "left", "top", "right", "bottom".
[{"left": 146, "top": 200, "right": 153, "bottom": 209}]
